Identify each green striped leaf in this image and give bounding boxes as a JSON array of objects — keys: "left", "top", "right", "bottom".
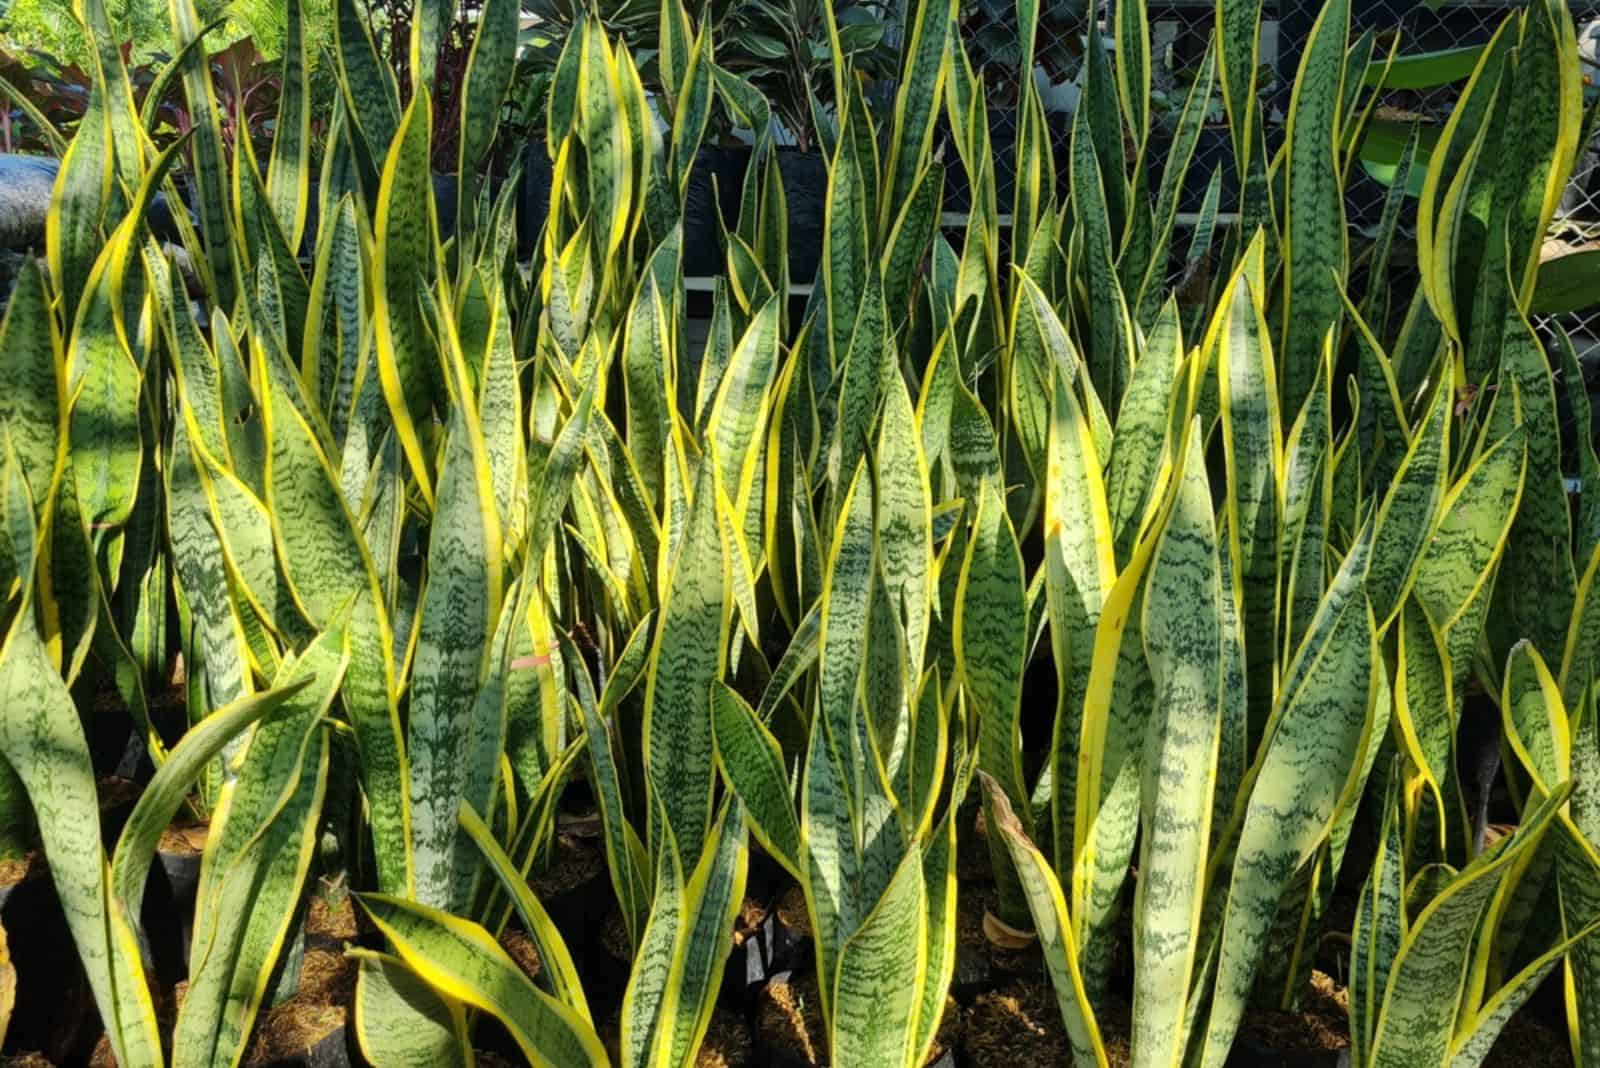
[
  {"left": 1203, "top": 539, "right": 1379, "bottom": 1067},
  {"left": 352, "top": 950, "right": 471, "bottom": 1068},
  {"left": 1213, "top": 256, "right": 1281, "bottom": 736},
  {"left": 644, "top": 458, "right": 730, "bottom": 868},
  {"left": 456, "top": 0, "right": 520, "bottom": 235},
  {"left": 982, "top": 774, "right": 1109, "bottom": 1067},
  {"left": 831, "top": 850, "right": 928, "bottom": 1067},
  {"left": 359, "top": 894, "right": 608, "bottom": 1067},
  {"left": 1365, "top": 385, "right": 1449, "bottom": 630},
  {"left": 108, "top": 682, "right": 309, "bottom": 939},
  {"left": 373, "top": 86, "right": 440, "bottom": 503},
  {"left": 1351, "top": 766, "right": 1405, "bottom": 1068},
  {"left": 1488, "top": 312, "right": 1576, "bottom": 666},
  {"left": 459, "top": 803, "right": 591, "bottom": 1019},
  {"left": 1411, "top": 428, "right": 1527, "bottom": 688},
  {"left": 1367, "top": 789, "right": 1567, "bottom": 1068},
  {"left": 0, "top": 580, "right": 159, "bottom": 1067},
  {"left": 261, "top": 352, "right": 409, "bottom": 894},
  {"left": 1279, "top": 0, "right": 1350, "bottom": 416},
  {"left": 409, "top": 403, "right": 504, "bottom": 912},
  {"left": 176, "top": 629, "right": 344, "bottom": 1068},
  {"left": 265, "top": 0, "right": 310, "bottom": 252},
  {"left": 169, "top": 0, "right": 237, "bottom": 303},
  {"left": 0, "top": 262, "right": 62, "bottom": 509},
  {"left": 713, "top": 682, "right": 801, "bottom": 875},
  {"left": 47, "top": 77, "right": 110, "bottom": 323},
  {"left": 1132, "top": 423, "right": 1223, "bottom": 1068},
  {"left": 957, "top": 481, "right": 1030, "bottom": 927}
]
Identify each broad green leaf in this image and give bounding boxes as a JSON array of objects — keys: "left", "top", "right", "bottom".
[
  {"left": 1203, "top": 541, "right": 1378, "bottom": 1067},
  {"left": 374, "top": 87, "right": 440, "bottom": 503},
  {"left": 1279, "top": 0, "right": 1350, "bottom": 416},
  {"left": 831, "top": 851, "right": 928, "bottom": 1067},
  {"left": 713, "top": 682, "right": 801, "bottom": 875},
  {"left": 352, "top": 950, "right": 471, "bottom": 1068},
  {"left": 359, "top": 894, "right": 607, "bottom": 1067},
  {"left": 643, "top": 459, "right": 730, "bottom": 868},
  {"left": 1133, "top": 424, "right": 1223, "bottom": 1068},
  {"left": 409, "top": 405, "right": 504, "bottom": 912}
]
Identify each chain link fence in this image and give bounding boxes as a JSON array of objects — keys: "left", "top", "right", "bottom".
[{"left": 958, "top": 0, "right": 1600, "bottom": 343}]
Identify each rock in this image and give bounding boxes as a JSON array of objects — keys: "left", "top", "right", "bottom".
[{"left": 0, "top": 156, "right": 57, "bottom": 251}]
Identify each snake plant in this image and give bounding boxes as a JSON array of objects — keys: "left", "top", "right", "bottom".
[{"left": 3, "top": 0, "right": 1600, "bottom": 1061}]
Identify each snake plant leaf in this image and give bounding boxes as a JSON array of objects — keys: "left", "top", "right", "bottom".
[
  {"left": 1411, "top": 427, "right": 1527, "bottom": 689},
  {"left": 713, "top": 682, "right": 801, "bottom": 876},
  {"left": 168, "top": 0, "right": 237, "bottom": 303},
  {"left": 1279, "top": 0, "right": 1350, "bottom": 417},
  {"left": 623, "top": 268, "right": 674, "bottom": 506},
  {"left": 876, "top": 374, "right": 934, "bottom": 680},
  {"left": 1133, "top": 420, "right": 1224, "bottom": 1068},
  {"left": 666, "top": 797, "right": 750, "bottom": 1066},
  {"left": 262, "top": 348, "right": 410, "bottom": 895},
  {"left": 0, "top": 263, "right": 62, "bottom": 509},
  {"left": 1278, "top": 350, "right": 1331, "bottom": 670},
  {"left": 1070, "top": 97, "right": 1131, "bottom": 415},
  {"left": 352, "top": 949, "right": 472, "bottom": 1068},
  {"left": 0, "top": 445, "right": 34, "bottom": 614},
  {"left": 47, "top": 75, "right": 110, "bottom": 324},
  {"left": 1106, "top": 299, "right": 1181, "bottom": 562},
  {"left": 818, "top": 459, "right": 875, "bottom": 789},
  {"left": 67, "top": 239, "right": 144, "bottom": 538},
  {"left": 473, "top": 275, "right": 525, "bottom": 540},
  {"left": 108, "top": 681, "right": 310, "bottom": 940},
  {"left": 911, "top": 789, "right": 961, "bottom": 1064},
  {"left": 801, "top": 694, "right": 868, "bottom": 1036},
  {"left": 1212, "top": 253, "right": 1281, "bottom": 736},
  {"left": 458, "top": 803, "right": 592, "bottom": 1019},
  {"left": 1502, "top": 641, "right": 1570, "bottom": 797},
  {"left": 1563, "top": 545, "right": 1600, "bottom": 711},
  {"left": 1136, "top": 49, "right": 1215, "bottom": 325},
  {"left": 265, "top": 0, "right": 310, "bottom": 252},
  {"left": 622, "top": 797, "right": 749, "bottom": 1068},
  {"left": 831, "top": 849, "right": 928, "bottom": 1067},
  {"left": 1366, "top": 384, "right": 1449, "bottom": 630},
  {"left": 1555, "top": 331, "right": 1600, "bottom": 567},
  {"left": 168, "top": 417, "right": 253, "bottom": 745},
  {"left": 644, "top": 456, "right": 730, "bottom": 868},
  {"left": 881, "top": 0, "right": 954, "bottom": 240},
  {"left": 175, "top": 631, "right": 343, "bottom": 1068},
  {"left": 359, "top": 894, "right": 608, "bottom": 1067},
  {"left": 1367, "top": 788, "right": 1568, "bottom": 1068},
  {"left": 957, "top": 481, "right": 1030, "bottom": 926},
  {"left": 374, "top": 85, "right": 440, "bottom": 504},
  {"left": 1351, "top": 766, "right": 1406, "bottom": 1068},
  {"left": 1392, "top": 605, "right": 1459, "bottom": 853},
  {"left": 707, "top": 296, "right": 780, "bottom": 532},
  {"left": 667, "top": 22, "right": 714, "bottom": 197},
  {"left": 456, "top": 0, "right": 519, "bottom": 233},
  {"left": 0, "top": 577, "right": 159, "bottom": 1067},
  {"left": 1446, "top": 914, "right": 1600, "bottom": 1068},
  {"left": 409, "top": 402, "right": 505, "bottom": 912},
  {"left": 579, "top": 614, "right": 654, "bottom": 948},
  {"left": 1042, "top": 365, "right": 1113, "bottom": 848},
  {"left": 1488, "top": 313, "right": 1576, "bottom": 665},
  {"left": 982, "top": 774, "right": 1109, "bottom": 1067},
  {"left": 1203, "top": 537, "right": 1379, "bottom": 1068}
]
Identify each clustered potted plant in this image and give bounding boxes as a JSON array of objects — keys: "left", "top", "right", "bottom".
[{"left": 1, "top": 0, "right": 1600, "bottom": 1066}]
